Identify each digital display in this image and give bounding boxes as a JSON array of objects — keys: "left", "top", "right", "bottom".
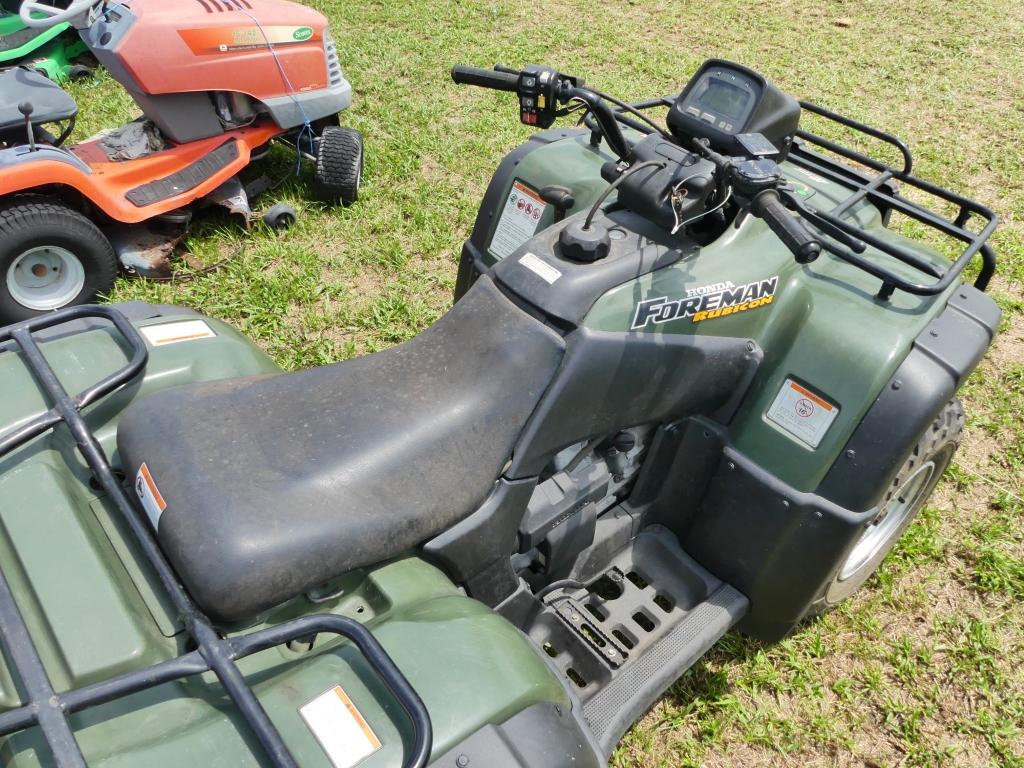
[{"left": 695, "top": 77, "right": 752, "bottom": 122}]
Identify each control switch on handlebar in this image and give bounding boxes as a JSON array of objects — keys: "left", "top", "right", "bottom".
[{"left": 516, "top": 65, "right": 583, "bottom": 128}]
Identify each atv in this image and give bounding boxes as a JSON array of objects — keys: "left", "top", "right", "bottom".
[
  {"left": 0, "top": 0, "right": 91, "bottom": 82},
  {"left": 0, "top": 0, "right": 363, "bottom": 325},
  {"left": 0, "top": 59, "right": 999, "bottom": 766}
]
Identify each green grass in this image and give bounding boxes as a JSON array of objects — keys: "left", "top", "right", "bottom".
[{"left": 66, "top": 0, "right": 1024, "bottom": 765}]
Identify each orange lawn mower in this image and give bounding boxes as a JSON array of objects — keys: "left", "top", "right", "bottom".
[{"left": 0, "top": 0, "right": 363, "bottom": 324}]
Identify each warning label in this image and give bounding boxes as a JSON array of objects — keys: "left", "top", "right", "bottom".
[
  {"left": 301, "top": 686, "right": 382, "bottom": 768},
  {"left": 135, "top": 463, "right": 167, "bottom": 528},
  {"left": 140, "top": 320, "right": 216, "bottom": 347},
  {"left": 765, "top": 378, "right": 839, "bottom": 449},
  {"left": 490, "top": 180, "right": 547, "bottom": 259}
]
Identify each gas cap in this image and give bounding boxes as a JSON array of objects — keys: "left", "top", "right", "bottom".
[{"left": 559, "top": 220, "right": 611, "bottom": 262}]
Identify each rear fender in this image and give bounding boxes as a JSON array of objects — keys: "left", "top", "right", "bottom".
[{"left": 0, "top": 302, "right": 280, "bottom": 467}]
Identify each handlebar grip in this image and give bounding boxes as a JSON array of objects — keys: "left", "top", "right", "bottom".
[
  {"left": 752, "top": 191, "right": 821, "bottom": 263},
  {"left": 450, "top": 65, "right": 520, "bottom": 93}
]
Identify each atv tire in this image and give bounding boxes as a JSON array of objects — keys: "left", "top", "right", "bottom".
[
  {"left": 312, "top": 126, "right": 363, "bottom": 205},
  {"left": 807, "top": 399, "right": 964, "bottom": 616},
  {"left": 0, "top": 197, "right": 117, "bottom": 325}
]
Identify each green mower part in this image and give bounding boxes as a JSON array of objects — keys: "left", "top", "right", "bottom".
[{"left": 0, "top": 7, "right": 88, "bottom": 81}]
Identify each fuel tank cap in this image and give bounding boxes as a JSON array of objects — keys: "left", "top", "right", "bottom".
[{"left": 558, "top": 220, "right": 611, "bottom": 263}]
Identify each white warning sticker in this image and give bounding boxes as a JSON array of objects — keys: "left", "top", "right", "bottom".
[
  {"left": 490, "top": 180, "right": 547, "bottom": 259},
  {"left": 765, "top": 378, "right": 840, "bottom": 449},
  {"left": 519, "top": 252, "right": 562, "bottom": 285},
  {"left": 140, "top": 319, "right": 216, "bottom": 347},
  {"left": 301, "top": 686, "right": 382, "bottom": 768},
  {"left": 134, "top": 462, "right": 167, "bottom": 527}
]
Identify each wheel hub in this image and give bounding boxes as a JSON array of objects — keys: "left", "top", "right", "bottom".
[
  {"left": 837, "top": 461, "right": 936, "bottom": 582},
  {"left": 6, "top": 245, "right": 86, "bottom": 311}
]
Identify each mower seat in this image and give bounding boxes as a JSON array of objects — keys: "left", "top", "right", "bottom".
[
  {"left": 117, "top": 276, "right": 565, "bottom": 623},
  {"left": 0, "top": 67, "right": 76, "bottom": 131}
]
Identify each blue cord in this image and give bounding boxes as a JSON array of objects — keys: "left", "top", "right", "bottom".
[{"left": 222, "top": 0, "right": 315, "bottom": 174}]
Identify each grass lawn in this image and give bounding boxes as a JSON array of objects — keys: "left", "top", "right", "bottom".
[{"left": 69, "top": 0, "right": 1023, "bottom": 765}]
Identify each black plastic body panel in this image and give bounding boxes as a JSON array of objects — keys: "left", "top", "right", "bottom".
[
  {"left": 432, "top": 701, "right": 603, "bottom": 768},
  {"left": 678, "top": 430, "right": 872, "bottom": 641},
  {"left": 423, "top": 477, "right": 538, "bottom": 606},
  {"left": 507, "top": 327, "right": 762, "bottom": 478},
  {"left": 492, "top": 208, "right": 693, "bottom": 327}
]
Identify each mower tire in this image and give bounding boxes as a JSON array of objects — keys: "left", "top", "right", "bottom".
[
  {"left": 263, "top": 203, "right": 298, "bottom": 231},
  {"left": 808, "top": 399, "right": 964, "bottom": 616},
  {"left": 0, "top": 197, "right": 117, "bottom": 325},
  {"left": 312, "top": 126, "right": 362, "bottom": 205}
]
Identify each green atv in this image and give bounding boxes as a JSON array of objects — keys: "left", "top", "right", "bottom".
[
  {"left": 0, "top": 59, "right": 999, "bottom": 766},
  {"left": 0, "top": 0, "right": 90, "bottom": 81}
]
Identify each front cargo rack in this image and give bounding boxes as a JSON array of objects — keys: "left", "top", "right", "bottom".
[
  {"left": 0, "top": 306, "right": 433, "bottom": 768},
  {"left": 585, "top": 95, "right": 997, "bottom": 300}
]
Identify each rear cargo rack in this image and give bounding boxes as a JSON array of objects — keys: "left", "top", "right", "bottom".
[
  {"left": 0, "top": 306, "right": 432, "bottom": 768},
  {"left": 588, "top": 96, "right": 997, "bottom": 300}
]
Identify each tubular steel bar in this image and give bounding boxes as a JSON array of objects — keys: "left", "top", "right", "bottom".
[
  {"left": 787, "top": 100, "right": 997, "bottom": 296},
  {"left": 0, "top": 307, "right": 431, "bottom": 768}
]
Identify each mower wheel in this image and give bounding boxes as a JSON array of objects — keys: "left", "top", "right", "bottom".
[
  {"left": 312, "top": 126, "right": 362, "bottom": 205},
  {"left": 0, "top": 197, "right": 117, "bottom": 325},
  {"left": 808, "top": 399, "right": 964, "bottom": 616},
  {"left": 263, "top": 203, "right": 298, "bottom": 231}
]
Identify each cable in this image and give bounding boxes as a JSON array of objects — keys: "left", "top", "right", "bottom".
[
  {"left": 222, "top": 0, "right": 315, "bottom": 173},
  {"left": 672, "top": 186, "right": 733, "bottom": 235},
  {"left": 589, "top": 87, "right": 671, "bottom": 138},
  {"left": 583, "top": 159, "right": 666, "bottom": 230},
  {"left": 667, "top": 171, "right": 711, "bottom": 230}
]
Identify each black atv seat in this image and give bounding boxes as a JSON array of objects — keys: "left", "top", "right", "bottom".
[
  {"left": 117, "top": 277, "right": 565, "bottom": 622},
  {"left": 0, "top": 67, "right": 76, "bottom": 131}
]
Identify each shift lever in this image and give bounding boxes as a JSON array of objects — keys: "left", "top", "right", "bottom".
[{"left": 18, "top": 102, "right": 35, "bottom": 151}]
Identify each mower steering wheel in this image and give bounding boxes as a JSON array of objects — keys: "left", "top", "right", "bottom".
[{"left": 19, "top": 0, "right": 97, "bottom": 28}]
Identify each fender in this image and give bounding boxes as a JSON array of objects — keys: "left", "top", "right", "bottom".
[
  {"left": 817, "top": 284, "right": 1000, "bottom": 510},
  {"left": 645, "top": 285, "right": 1000, "bottom": 641}
]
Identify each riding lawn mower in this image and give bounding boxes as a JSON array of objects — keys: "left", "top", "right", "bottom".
[
  {"left": 0, "top": 0, "right": 362, "bottom": 326},
  {"left": 0, "top": 58, "right": 999, "bottom": 766}
]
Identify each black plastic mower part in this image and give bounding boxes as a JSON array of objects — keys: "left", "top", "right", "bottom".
[{"left": 125, "top": 139, "right": 239, "bottom": 207}]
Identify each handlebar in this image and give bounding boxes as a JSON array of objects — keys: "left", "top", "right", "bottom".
[
  {"left": 452, "top": 65, "right": 821, "bottom": 265},
  {"left": 751, "top": 191, "right": 822, "bottom": 264},
  {"left": 450, "top": 65, "right": 520, "bottom": 93},
  {"left": 451, "top": 63, "right": 631, "bottom": 159}
]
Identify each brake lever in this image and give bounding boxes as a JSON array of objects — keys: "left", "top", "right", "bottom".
[{"left": 783, "top": 189, "right": 867, "bottom": 254}]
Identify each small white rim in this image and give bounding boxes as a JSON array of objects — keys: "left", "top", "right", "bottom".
[
  {"left": 6, "top": 245, "right": 86, "bottom": 311},
  {"left": 837, "top": 461, "right": 936, "bottom": 581}
]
